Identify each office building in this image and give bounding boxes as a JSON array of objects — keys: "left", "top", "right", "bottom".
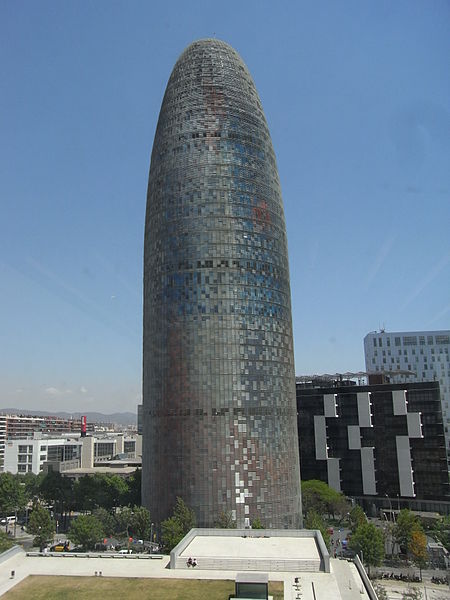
[
  {"left": 4, "top": 432, "right": 141, "bottom": 476},
  {"left": 142, "top": 39, "right": 301, "bottom": 527},
  {"left": 296, "top": 376, "right": 450, "bottom": 514},
  {"left": 0, "top": 413, "right": 92, "bottom": 471},
  {"left": 364, "top": 330, "right": 450, "bottom": 461}
]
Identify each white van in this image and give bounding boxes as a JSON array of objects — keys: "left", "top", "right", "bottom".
[{"left": 0, "top": 516, "right": 16, "bottom": 525}]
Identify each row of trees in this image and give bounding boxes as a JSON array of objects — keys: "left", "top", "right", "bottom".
[
  {"left": 301, "top": 480, "right": 431, "bottom": 578},
  {"left": 0, "top": 469, "right": 141, "bottom": 524},
  {"left": 26, "top": 501, "right": 153, "bottom": 551}
]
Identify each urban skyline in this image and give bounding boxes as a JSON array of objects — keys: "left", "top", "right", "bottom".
[{"left": 2, "top": 2, "right": 449, "bottom": 413}]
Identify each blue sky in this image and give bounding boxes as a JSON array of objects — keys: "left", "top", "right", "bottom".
[{"left": 1, "top": 1, "right": 449, "bottom": 413}]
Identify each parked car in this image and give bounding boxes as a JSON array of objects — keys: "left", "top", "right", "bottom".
[{"left": 50, "top": 543, "right": 69, "bottom": 552}]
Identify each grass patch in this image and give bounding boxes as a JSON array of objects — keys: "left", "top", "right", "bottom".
[{"left": 4, "top": 576, "right": 283, "bottom": 600}]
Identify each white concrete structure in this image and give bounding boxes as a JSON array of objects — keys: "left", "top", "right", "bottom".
[
  {"left": 0, "top": 544, "right": 374, "bottom": 600},
  {"left": 364, "top": 330, "right": 450, "bottom": 462},
  {"left": 170, "top": 529, "right": 328, "bottom": 573}
]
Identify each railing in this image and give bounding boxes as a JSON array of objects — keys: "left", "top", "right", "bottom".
[{"left": 26, "top": 551, "right": 164, "bottom": 560}]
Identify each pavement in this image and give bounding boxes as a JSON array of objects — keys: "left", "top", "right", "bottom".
[
  {"left": 374, "top": 579, "right": 450, "bottom": 600},
  {"left": 0, "top": 548, "right": 373, "bottom": 600}
]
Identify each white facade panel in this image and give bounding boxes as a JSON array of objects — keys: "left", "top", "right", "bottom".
[
  {"left": 392, "top": 390, "right": 407, "bottom": 415},
  {"left": 357, "top": 392, "right": 372, "bottom": 427},
  {"left": 407, "top": 413, "right": 423, "bottom": 438},
  {"left": 396, "top": 436, "right": 415, "bottom": 497},
  {"left": 323, "top": 394, "right": 337, "bottom": 418},
  {"left": 360, "top": 447, "right": 376, "bottom": 495},
  {"left": 327, "top": 458, "right": 341, "bottom": 492},
  {"left": 347, "top": 425, "right": 361, "bottom": 450},
  {"left": 314, "top": 416, "right": 327, "bottom": 460}
]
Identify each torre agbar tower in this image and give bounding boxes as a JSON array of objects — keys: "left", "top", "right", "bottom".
[{"left": 143, "top": 39, "right": 302, "bottom": 528}]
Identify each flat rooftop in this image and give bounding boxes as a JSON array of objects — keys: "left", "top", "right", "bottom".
[{"left": 180, "top": 535, "right": 319, "bottom": 561}]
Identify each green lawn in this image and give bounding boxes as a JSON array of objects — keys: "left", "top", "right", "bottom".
[{"left": 4, "top": 576, "right": 284, "bottom": 600}]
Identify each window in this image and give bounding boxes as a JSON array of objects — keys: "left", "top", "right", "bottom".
[
  {"left": 436, "top": 335, "right": 450, "bottom": 345},
  {"left": 373, "top": 338, "right": 376, "bottom": 347},
  {"left": 403, "top": 336, "right": 417, "bottom": 346},
  {"left": 395, "top": 337, "right": 401, "bottom": 346},
  {"left": 40, "top": 446, "right": 47, "bottom": 451},
  {"left": 387, "top": 338, "right": 391, "bottom": 347}
]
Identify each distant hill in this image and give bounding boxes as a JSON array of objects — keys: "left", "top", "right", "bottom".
[{"left": 0, "top": 408, "right": 137, "bottom": 427}]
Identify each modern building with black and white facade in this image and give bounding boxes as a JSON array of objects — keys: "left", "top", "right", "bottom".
[
  {"left": 142, "top": 39, "right": 302, "bottom": 528},
  {"left": 297, "top": 377, "right": 450, "bottom": 514},
  {"left": 364, "top": 330, "right": 450, "bottom": 463}
]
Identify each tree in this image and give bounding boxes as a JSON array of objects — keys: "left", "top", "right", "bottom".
[
  {"left": 0, "top": 530, "right": 13, "bottom": 553},
  {"left": 73, "top": 475, "right": 98, "bottom": 512},
  {"left": 251, "top": 517, "right": 264, "bottom": 530},
  {"left": 394, "top": 509, "right": 423, "bottom": 556},
  {"left": 349, "top": 522, "right": 385, "bottom": 576},
  {"left": 20, "top": 472, "right": 43, "bottom": 503},
  {"left": 129, "top": 506, "right": 151, "bottom": 540},
  {"left": 301, "top": 480, "right": 349, "bottom": 519},
  {"left": 69, "top": 515, "right": 105, "bottom": 551},
  {"left": 92, "top": 508, "right": 117, "bottom": 537},
  {"left": 215, "top": 511, "right": 236, "bottom": 529},
  {"left": 349, "top": 505, "right": 367, "bottom": 533},
  {"left": 27, "top": 503, "right": 55, "bottom": 551},
  {"left": 304, "top": 509, "right": 330, "bottom": 549},
  {"left": 409, "top": 529, "right": 428, "bottom": 580},
  {"left": 431, "top": 515, "right": 450, "bottom": 552},
  {"left": 73, "top": 474, "right": 128, "bottom": 512},
  {"left": 172, "top": 497, "right": 196, "bottom": 532},
  {"left": 39, "top": 471, "right": 74, "bottom": 529},
  {"left": 123, "top": 468, "right": 141, "bottom": 507},
  {"left": 115, "top": 506, "right": 134, "bottom": 538},
  {"left": 102, "top": 475, "right": 128, "bottom": 511},
  {"left": 0, "top": 473, "right": 26, "bottom": 517},
  {"left": 161, "top": 517, "right": 184, "bottom": 552},
  {"left": 161, "top": 497, "right": 196, "bottom": 552}
]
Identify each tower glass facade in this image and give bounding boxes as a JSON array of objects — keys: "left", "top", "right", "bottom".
[{"left": 143, "top": 39, "right": 301, "bottom": 528}]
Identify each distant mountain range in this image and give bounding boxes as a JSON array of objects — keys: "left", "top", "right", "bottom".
[{"left": 0, "top": 408, "right": 137, "bottom": 427}]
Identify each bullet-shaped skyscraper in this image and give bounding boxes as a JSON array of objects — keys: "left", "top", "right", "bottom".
[{"left": 143, "top": 39, "right": 302, "bottom": 528}]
